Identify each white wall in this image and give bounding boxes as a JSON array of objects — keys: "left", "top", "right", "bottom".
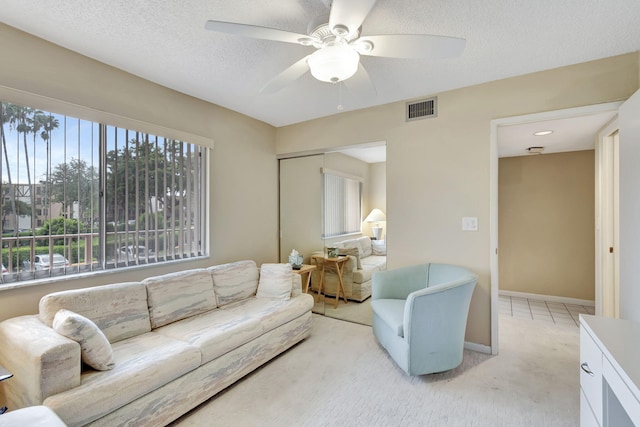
[{"left": 618, "top": 89, "right": 640, "bottom": 322}]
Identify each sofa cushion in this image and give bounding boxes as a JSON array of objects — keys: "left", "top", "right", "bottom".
[
  {"left": 153, "top": 307, "right": 260, "bottom": 365},
  {"left": 43, "top": 331, "right": 201, "bottom": 427},
  {"left": 256, "top": 263, "right": 292, "bottom": 300},
  {"left": 154, "top": 294, "right": 313, "bottom": 364},
  {"left": 221, "top": 294, "right": 314, "bottom": 337},
  {"left": 337, "top": 238, "right": 363, "bottom": 258},
  {"left": 370, "top": 299, "right": 406, "bottom": 337},
  {"left": 144, "top": 269, "right": 216, "bottom": 329},
  {"left": 339, "top": 247, "right": 361, "bottom": 269},
  {"left": 39, "top": 281, "right": 151, "bottom": 343},
  {"left": 356, "top": 236, "right": 373, "bottom": 258},
  {"left": 209, "top": 260, "right": 259, "bottom": 306},
  {"left": 372, "top": 239, "right": 386, "bottom": 256},
  {"left": 53, "top": 309, "right": 115, "bottom": 371},
  {"left": 353, "top": 255, "right": 387, "bottom": 284}
]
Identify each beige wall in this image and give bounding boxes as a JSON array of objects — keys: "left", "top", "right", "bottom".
[
  {"left": 363, "top": 162, "right": 387, "bottom": 239},
  {"left": 1, "top": 20, "right": 639, "bottom": 346},
  {"left": 0, "top": 24, "right": 278, "bottom": 321},
  {"left": 499, "top": 151, "right": 595, "bottom": 300},
  {"left": 279, "top": 155, "right": 324, "bottom": 263},
  {"left": 276, "top": 53, "right": 640, "bottom": 346}
]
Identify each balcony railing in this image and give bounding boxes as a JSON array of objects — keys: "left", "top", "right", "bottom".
[{"left": 0, "top": 227, "right": 199, "bottom": 284}]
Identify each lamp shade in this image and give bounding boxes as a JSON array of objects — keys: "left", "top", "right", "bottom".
[
  {"left": 307, "top": 45, "right": 360, "bottom": 83},
  {"left": 364, "top": 208, "right": 386, "bottom": 223}
]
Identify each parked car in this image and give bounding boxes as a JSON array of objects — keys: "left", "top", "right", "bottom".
[
  {"left": 23, "top": 254, "right": 71, "bottom": 271},
  {"left": 119, "top": 245, "right": 155, "bottom": 261},
  {"left": 1, "top": 264, "right": 7, "bottom": 274}
]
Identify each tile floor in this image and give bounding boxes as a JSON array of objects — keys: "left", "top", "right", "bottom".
[{"left": 499, "top": 294, "right": 595, "bottom": 327}]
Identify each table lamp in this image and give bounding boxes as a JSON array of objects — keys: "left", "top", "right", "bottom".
[{"left": 364, "top": 208, "right": 386, "bottom": 240}]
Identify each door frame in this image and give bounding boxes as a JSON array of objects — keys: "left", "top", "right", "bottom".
[
  {"left": 489, "top": 101, "right": 622, "bottom": 355},
  {"left": 595, "top": 119, "right": 620, "bottom": 318}
]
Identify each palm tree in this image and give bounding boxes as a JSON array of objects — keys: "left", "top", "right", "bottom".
[
  {"left": 0, "top": 103, "right": 18, "bottom": 231},
  {"left": 0, "top": 103, "right": 60, "bottom": 233}
]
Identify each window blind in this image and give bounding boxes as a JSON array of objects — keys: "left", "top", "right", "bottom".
[{"left": 322, "top": 169, "right": 362, "bottom": 238}]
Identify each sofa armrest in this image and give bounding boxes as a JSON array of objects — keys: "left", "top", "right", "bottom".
[
  {"left": 372, "top": 264, "right": 429, "bottom": 300},
  {"left": 0, "top": 315, "right": 81, "bottom": 409},
  {"left": 291, "top": 272, "right": 302, "bottom": 297}
]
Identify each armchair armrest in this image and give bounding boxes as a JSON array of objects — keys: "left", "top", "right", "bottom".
[
  {"left": 403, "top": 279, "right": 476, "bottom": 346},
  {"left": 0, "top": 315, "right": 81, "bottom": 409},
  {"left": 372, "top": 264, "right": 429, "bottom": 300}
]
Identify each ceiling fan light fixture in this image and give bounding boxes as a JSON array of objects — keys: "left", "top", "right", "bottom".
[
  {"left": 353, "top": 39, "right": 374, "bottom": 54},
  {"left": 307, "top": 45, "right": 360, "bottom": 83},
  {"left": 297, "top": 37, "right": 316, "bottom": 46},
  {"left": 331, "top": 24, "right": 350, "bottom": 37}
]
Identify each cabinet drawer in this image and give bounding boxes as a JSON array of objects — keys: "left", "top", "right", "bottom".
[
  {"left": 603, "top": 356, "right": 640, "bottom": 426},
  {"left": 580, "top": 326, "right": 602, "bottom": 424},
  {"left": 580, "top": 388, "right": 601, "bottom": 427}
]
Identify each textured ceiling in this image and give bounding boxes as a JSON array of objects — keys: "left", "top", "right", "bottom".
[{"left": 1, "top": 0, "right": 639, "bottom": 129}]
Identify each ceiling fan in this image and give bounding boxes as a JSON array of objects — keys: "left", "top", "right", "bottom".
[{"left": 204, "top": 0, "right": 466, "bottom": 94}]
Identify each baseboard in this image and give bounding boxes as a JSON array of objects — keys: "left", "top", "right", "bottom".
[
  {"left": 464, "top": 341, "right": 491, "bottom": 354},
  {"left": 499, "top": 290, "right": 595, "bottom": 307}
]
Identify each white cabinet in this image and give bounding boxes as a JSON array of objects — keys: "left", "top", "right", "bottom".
[{"left": 580, "top": 315, "right": 640, "bottom": 426}]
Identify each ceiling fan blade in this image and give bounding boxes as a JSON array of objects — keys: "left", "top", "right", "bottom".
[
  {"left": 329, "top": 0, "right": 377, "bottom": 37},
  {"left": 357, "top": 34, "right": 466, "bottom": 59},
  {"left": 260, "top": 55, "right": 311, "bottom": 94},
  {"left": 205, "top": 20, "right": 314, "bottom": 45},
  {"left": 343, "top": 63, "right": 377, "bottom": 98}
]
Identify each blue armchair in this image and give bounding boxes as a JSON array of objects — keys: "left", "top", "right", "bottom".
[{"left": 371, "top": 263, "right": 477, "bottom": 375}]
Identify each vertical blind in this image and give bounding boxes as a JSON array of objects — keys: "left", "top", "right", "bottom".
[
  {"left": 0, "top": 100, "right": 207, "bottom": 284},
  {"left": 322, "top": 169, "right": 362, "bottom": 238}
]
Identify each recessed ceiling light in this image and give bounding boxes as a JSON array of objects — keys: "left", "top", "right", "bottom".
[{"left": 533, "top": 130, "right": 553, "bottom": 136}]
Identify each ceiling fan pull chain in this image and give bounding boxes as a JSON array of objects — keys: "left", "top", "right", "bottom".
[{"left": 337, "top": 82, "right": 344, "bottom": 111}]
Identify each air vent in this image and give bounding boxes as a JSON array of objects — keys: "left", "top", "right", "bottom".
[{"left": 406, "top": 97, "right": 437, "bottom": 121}]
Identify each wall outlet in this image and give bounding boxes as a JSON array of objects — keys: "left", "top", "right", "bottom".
[{"left": 462, "top": 217, "right": 478, "bottom": 231}]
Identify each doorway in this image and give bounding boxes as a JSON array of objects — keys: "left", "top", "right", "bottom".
[{"left": 489, "top": 101, "right": 622, "bottom": 355}]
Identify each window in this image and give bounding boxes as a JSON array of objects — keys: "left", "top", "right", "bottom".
[
  {"left": 322, "top": 169, "right": 362, "bottom": 238},
  {"left": 0, "top": 101, "right": 207, "bottom": 283}
]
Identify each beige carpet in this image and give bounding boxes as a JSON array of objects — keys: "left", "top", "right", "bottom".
[
  {"left": 314, "top": 295, "right": 373, "bottom": 326},
  {"left": 171, "top": 314, "right": 579, "bottom": 426}
]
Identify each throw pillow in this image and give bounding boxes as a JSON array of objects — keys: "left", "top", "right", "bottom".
[
  {"left": 53, "top": 309, "right": 115, "bottom": 371},
  {"left": 372, "top": 239, "right": 387, "bottom": 256},
  {"left": 256, "top": 263, "right": 292, "bottom": 300},
  {"left": 339, "top": 247, "right": 362, "bottom": 269}
]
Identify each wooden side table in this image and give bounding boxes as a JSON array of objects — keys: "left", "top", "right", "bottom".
[
  {"left": 311, "top": 255, "right": 348, "bottom": 308},
  {"left": 292, "top": 264, "right": 317, "bottom": 294}
]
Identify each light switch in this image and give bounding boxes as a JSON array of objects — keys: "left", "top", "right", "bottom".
[{"left": 462, "top": 217, "right": 478, "bottom": 231}]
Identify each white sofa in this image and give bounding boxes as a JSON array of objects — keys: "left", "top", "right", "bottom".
[
  {"left": 0, "top": 260, "right": 314, "bottom": 426},
  {"left": 311, "top": 236, "right": 386, "bottom": 302}
]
